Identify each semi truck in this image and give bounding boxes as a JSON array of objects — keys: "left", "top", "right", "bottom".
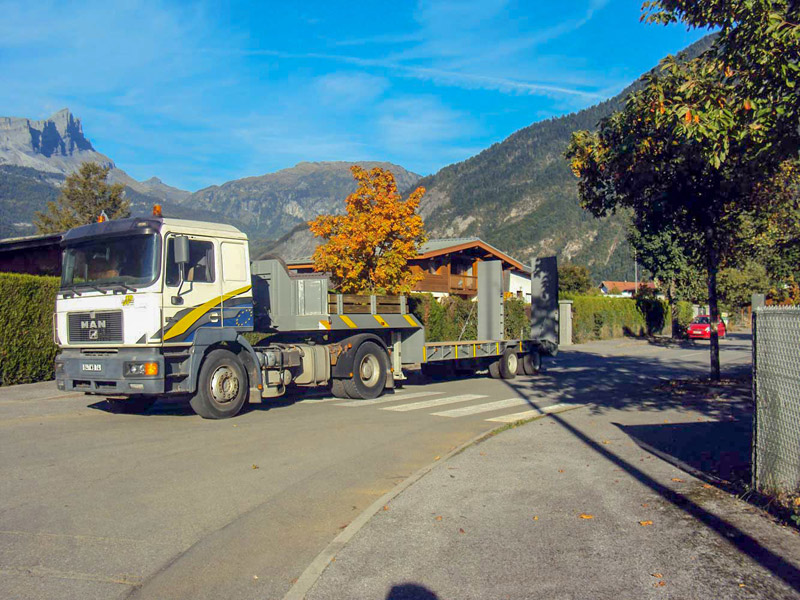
[{"left": 53, "top": 210, "right": 559, "bottom": 419}]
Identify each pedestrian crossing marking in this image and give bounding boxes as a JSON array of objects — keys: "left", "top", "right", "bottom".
[
  {"left": 431, "top": 397, "right": 531, "bottom": 418},
  {"left": 485, "top": 403, "right": 585, "bottom": 422},
  {"left": 382, "top": 394, "right": 487, "bottom": 412},
  {"left": 335, "top": 391, "right": 443, "bottom": 407}
]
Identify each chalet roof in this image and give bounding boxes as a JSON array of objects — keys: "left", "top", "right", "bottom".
[
  {"left": 0, "top": 232, "right": 62, "bottom": 253},
  {"left": 286, "top": 237, "right": 530, "bottom": 273},
  {"left": 418, "top": 238, "right": 528, "bottom": 272},
  {"left": 601, "top": 281, "right": 656, "bottom": 293}
]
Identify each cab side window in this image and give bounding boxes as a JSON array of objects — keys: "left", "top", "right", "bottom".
[{"left": 165, "top": 238, "right": 216, "bottom": 286}]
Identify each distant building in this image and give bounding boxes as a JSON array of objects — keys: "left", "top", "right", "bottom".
[
  {"left": 286, "top": 237, "right": 533, "bottom": 300},
  {"left": 599, "top": 280, "right": 657, "bottom": 297},
  {"left": 0, "top": 232, "right": 62, "bottom": 276}
]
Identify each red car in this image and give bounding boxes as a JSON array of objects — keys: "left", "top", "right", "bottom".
[{"left": 687, "top": 315, "right": 726, "bottom": 340}]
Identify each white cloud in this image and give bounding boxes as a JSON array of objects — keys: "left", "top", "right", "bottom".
[
  {"left": 314, "top": 72, "right": 390, "bottom": 108},
  {"left": 378, "top": 96, "right": 470, "bottom": 148}
]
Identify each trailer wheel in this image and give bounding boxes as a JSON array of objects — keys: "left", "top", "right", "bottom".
[
  {"left": 190, "top": 349, "right": 248, "bottom": 419},
  {"left": 495, "top": 348, "right": 517, "bottom": 380},
  {"left": 521, "top": 351, "right": 541, "bottom": 376},
  {"left": 488, "top": 360, "right": 502, "bottom": 379},
  {"left": 343, "top": 341, "right": 388, "bottom": 400},
  {"left": 331, "top": 378, "right": 351, "bottom": 399}
]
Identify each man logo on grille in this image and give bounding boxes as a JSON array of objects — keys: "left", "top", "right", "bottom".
[{"left": 81, "top": 319, "right": 106, "bottom": 341}]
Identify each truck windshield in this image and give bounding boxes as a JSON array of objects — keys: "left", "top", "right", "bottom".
[{"left": 62, "top": 234, "right": 160, "bottom": 290}]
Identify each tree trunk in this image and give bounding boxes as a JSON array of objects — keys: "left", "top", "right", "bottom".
[
  {"left": 669, "top": 278, "right": 680, "bottom": 339},
  {"left": 705, "top": 227, "right": 721, "bottom": 381}
]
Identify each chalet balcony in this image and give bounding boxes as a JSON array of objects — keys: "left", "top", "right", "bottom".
[{"left": 414, "top": 273, "right": 478, "bottom": 296}]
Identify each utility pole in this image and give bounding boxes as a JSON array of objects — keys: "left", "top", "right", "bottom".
[{"left": 634, "top": 248, "right": 639, "bottom": 295}]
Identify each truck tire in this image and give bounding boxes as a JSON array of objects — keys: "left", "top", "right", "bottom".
[
  {"left": 498, "top": 349, "right": 518, "bottom": 380},
  {"left": 488, "top": 360, "right": 502, "bottom": 379},
  {"left": 343, "top": 341, "right": 388, "bottom": 400},
  {"left": 331, "top": 378, "right": 351, "bottom": 399},
  {"left": 521, "top": 352, "right": 541, "bottom": 376},
  {"left": 190, "top": 349, "right": 249, "bottom": 419}
]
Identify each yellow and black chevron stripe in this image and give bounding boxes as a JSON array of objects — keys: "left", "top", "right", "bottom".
[{"left": 158, "top": 285, "right": 253, "bottom": 343}]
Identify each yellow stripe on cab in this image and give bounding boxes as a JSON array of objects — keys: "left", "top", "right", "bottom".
[{"left": 163, "top": 285, "right": 252, "bottom": 341}]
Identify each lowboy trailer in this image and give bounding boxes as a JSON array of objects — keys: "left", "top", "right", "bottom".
[{"left": 53, "top": 213, "right": 559, "bottom": 419}]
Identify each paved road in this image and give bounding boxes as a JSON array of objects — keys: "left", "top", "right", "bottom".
[{"left": 0, "top": 335, "right": 752, "bottom": 599}]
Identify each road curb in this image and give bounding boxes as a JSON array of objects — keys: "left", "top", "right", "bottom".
[{"left": 282, "top": 402, "right": 587, "bottom": 600}]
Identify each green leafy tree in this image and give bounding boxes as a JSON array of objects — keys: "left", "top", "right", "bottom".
[
  {"left": 34, "top": 162, "right": 129, "bottom": 234},
  {"left": 567, "top": 1, "right": 799, "bottom": 379},
  {"left": 718, "top": 261, "right": 771, "bottom": 309},
  {"left": 627, "top": 221, "right": 702, "bottom": 336},
  {"left": 558, "top": 264, "right": 593, "bottom": 295}
]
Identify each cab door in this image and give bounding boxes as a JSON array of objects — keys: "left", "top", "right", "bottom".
[
  {"left": 162, "top": 234, "right": 222, "bottom": 345},
  {"left": 219, "top": 240, "right": 254, "bottom": 333}
]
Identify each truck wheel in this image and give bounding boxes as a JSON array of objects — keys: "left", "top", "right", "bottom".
[
  {"left": 522, "top": 352, "right": 541, "bottom": 376},
  {"left": 107, "top": 395, "right": 156, "bottom": 414},
  {"left": 498, "top": 349, "right": 518, "bottom": 380},
  {"left": 488, "top": 360, "right": 502, "bottom": 379},
  {"left": 331, "top": 378, "right": 351, "bottom": 399},
  {"left": 190, "top": 349, "right": 248, "bottom": 419},
  {"left": 343, "top": 341, "right": 388, "bottom": 400}
]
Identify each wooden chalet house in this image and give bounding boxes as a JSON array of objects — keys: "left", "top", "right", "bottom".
[{"left": 286, "top": 237, "right": 532, "bottom": 299}]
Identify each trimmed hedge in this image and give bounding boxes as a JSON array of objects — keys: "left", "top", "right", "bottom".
[
  {"left": 568, "top": 295, "right": 672, "bottom": 343},
  {"left": 409, "top": 293, "right": 531, "bottom": 342},
  {"left": 0, "top": 273, "right": 59, "bottom": 386},
  {"left": 674, "top": 300, "right": 694, "bottom": 337}
]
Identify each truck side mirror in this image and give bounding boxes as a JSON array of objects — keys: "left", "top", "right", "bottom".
[{"left": 174, "top": 236, "right": 190, "bottom": 265}]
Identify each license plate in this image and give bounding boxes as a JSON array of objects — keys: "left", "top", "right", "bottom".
[{"left": 81, "top": 363, "right": 102, "bottom": 372}]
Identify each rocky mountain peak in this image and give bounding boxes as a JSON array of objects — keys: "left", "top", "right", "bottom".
[{"left": 0, "top": 108, "right": 113, "bottom": 174}]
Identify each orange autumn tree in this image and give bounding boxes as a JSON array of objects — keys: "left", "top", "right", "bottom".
[{"left": 309, "top": 166, "right": 427, "bottom": 294}]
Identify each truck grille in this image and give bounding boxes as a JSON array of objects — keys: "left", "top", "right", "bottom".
[{"left": 68, "top": 311, "right": 123, "bottom": 343}]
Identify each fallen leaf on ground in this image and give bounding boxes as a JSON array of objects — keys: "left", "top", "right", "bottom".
[
  {"left": 602, "top": 440, "right": 611, "bottom": 445},
  {"left": 703, "top": 484, "right": 714, "bottom": 489},
  {"left": 654, "top": 581, "right": 666, "bottom": 587},
  {"left": 532, "top": 516, "right": 539, "bottom": 521},
  {"left": 435, "top": 516, "right": 443, "bottom": 521},
  {"left": 739, "top": 584, "right": 746, "bottom": 588},
  {"left": 253, "top": 575, "right": 259, "bottom": 580},
  {"left": 479, "top": 452, "right": 486, "bottom": 456},
  {"left": 558, "top": 469, "right": 565, "bottom": 473},
  {"left": 671, "top": 478, "right": 684, "bottom": 482},
  {"left": 339, "top": 523, "right": 349, "bottom": 529},
  {"left": 639, "top": 520, "right": 653, "bottom": 526},
  {"left": 794, "top": 497, "right": 800, "bottom": 507},
  {"left": 459, "top": 528, "right": 466, "bottom": 534},
  {"left": 383, "top": 505, "right": 389, "bottom": 511},
  {"left": 642, "top": 503, "right": 649, "bottom": 508},
  {"left": 651, "top": 573, "right": 663, "bottom": 578},
  {"left": 579, "top": 513, "right": 594, "bottom": 519},
  {"left": 251, "top": 464, "right": 259, "bottom": 470},
  {"left": 434, "top": 456, "right": 440, "bottom": 461}
]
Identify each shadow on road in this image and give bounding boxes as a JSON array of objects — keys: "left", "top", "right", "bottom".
[
  {"left": 490, "top": 337, "right": 800, "bottom": 594},
  {"left": 616, "top": 418, "right": 753, "bottom": 486},
  {"left": 385, "top": 583, "right": 439, "bottom": 599}
]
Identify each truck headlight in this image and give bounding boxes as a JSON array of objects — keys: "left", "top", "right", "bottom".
[{"left": 124, "top": 362, "right": 159, "bottom": 376}]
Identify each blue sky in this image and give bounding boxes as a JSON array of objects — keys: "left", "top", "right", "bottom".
[{"left": 0, "top": 1, "right": 708, "bottom": 191}]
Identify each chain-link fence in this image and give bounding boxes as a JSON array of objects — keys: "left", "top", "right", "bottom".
[{"left": 752, "top": 307, "right": 800, "bottom": 495}]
